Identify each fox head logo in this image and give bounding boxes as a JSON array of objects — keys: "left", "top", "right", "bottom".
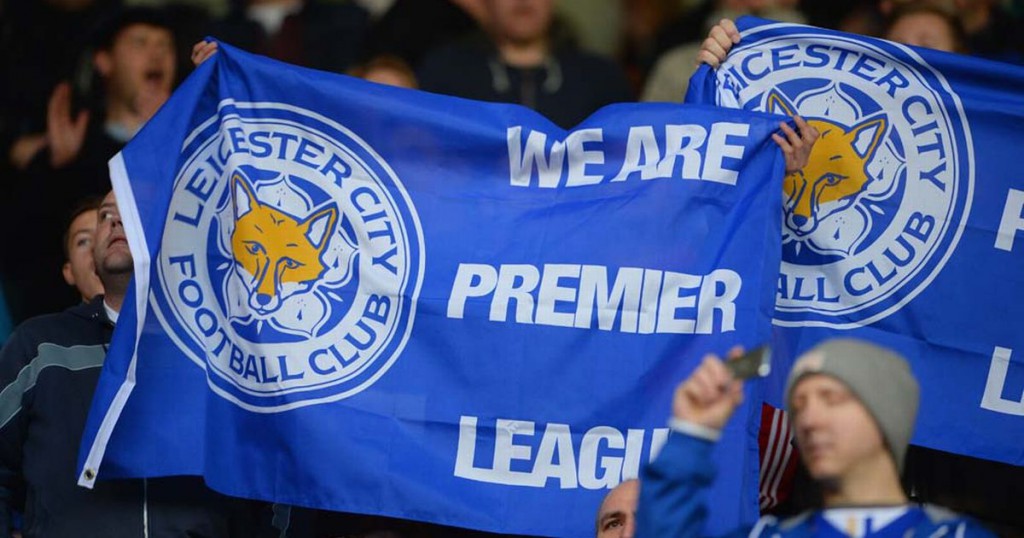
[
  {"left": 767, "top": 90, "right": 887, "bottom": 238},
  {"left": 230, "top": 173, "right": 338, "bottom": 315}
]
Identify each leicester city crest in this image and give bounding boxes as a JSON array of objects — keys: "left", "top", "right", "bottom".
[
  {"left": 715, "top": 23, "right": 974, "bottom": 327},
  {"left": 153, "top": 101, "right": 424, "bottom": 411}
]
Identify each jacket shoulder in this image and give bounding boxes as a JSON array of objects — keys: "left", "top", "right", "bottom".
[
  {"left": 1, "top": 301, "right": 107, "bottom": 361},
  {"left": 920, "top": 505, "right": 998, "bottom": 537}
]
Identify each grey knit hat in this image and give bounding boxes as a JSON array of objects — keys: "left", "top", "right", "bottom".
[{"left": 784, "top": 338, "right": 920, "bottom": 473}]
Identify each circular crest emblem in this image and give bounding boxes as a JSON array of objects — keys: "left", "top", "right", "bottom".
[
  {"left": 153, "top": 101, "right": 424, "bottom": 411},
  {"left": 716, "top": 24, "right": 974, "bottom": 327}
]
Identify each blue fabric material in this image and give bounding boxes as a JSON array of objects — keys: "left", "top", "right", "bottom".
[
  {"left": 77, "top": 42, "right": 789, "bottom": 536},
  {"left": 686, "top": 17, "right": 1024, "bottom": 466}
]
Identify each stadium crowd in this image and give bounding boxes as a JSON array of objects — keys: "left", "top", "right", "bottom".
[{"left": 0, "top": 0, "right": 1022, "bottom": 536}]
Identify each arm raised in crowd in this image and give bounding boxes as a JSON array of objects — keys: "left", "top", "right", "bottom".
[
  {"left": 693, "top": 19, "right": 820, "bottom": 175},
  {"left": 636, "top": 349, "right": 750, "bottom": 538},
  {"left": 46, "top": 82, "right": 90, "bottom": 169}
]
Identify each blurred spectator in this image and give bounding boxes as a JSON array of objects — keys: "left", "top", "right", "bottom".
[
  {"left": 954, "top": 0, "right": 1024, "bottom": 63},
  {"left": 885, "top": 2, "right": 966, "bottom": 53},
  {"left": 556, "top": 0, "right": 622, "bottom": 58},
  {"left": 418, "top": 0, "right": 633, "bottom": 128},
  {"left": 363, "top": 0, "right": 488, "bottom": 69},
  {"left": 596, "top": 479, "right": 639, "bottom": 537},
  {"left": 207, "top": 0, "right": 370, "bottom": 73},
  {"left": 619, "top": 0, "right": 687, "bottom": 93},
  {"left": 638, "top": 340, "right": 997, "bottom": 536},
  {"left": 0, "top": 7, "right": 175, "bottom": 324},
  {"left": 651, "top": 0, "right": 803, "bottom": 60},
  {"left": 799, "top": 0, "right": 881, "bottom": 33},
  {"left": 351, "top": 54, "right": 419, "bottom": 89},
  {"left": 0, "top": 190, "right": 254, "bottom": 537},
  {"left": 641, "top": 0, "right": 805, "bottom": 102},
  {"left": 0, "top": 0, "right": 119, "bottom": 173},
  {"left": 834, "top": 0, "right": 887, "bottom": 37},
  {"left": 61, "top": 196, "right": 105, "bottom": 304},
  {"left": 192, "top": 38, "right": 419, "bottom": 91},
  {"left": 648, "top": 0, "right": 728, "bottom": 58},
  {"left": 878, "top": 0, "right": 1023, "bottom": 61},
  {"left": 22, "top": 7, "right": 176, "bottom": 185}
]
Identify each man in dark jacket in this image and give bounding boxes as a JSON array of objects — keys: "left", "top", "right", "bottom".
[
  {"left": 417, "top": 0, "right": 633, "bottom": 129},
  {"left": 0, "top": 191, "right": 256, "bottom": 537}
]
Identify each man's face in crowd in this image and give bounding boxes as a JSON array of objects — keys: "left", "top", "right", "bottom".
[
  {"left": 363, "top": 65, "right": 416, "bottom": 89},
  {"left": 886, "top": 12, "right": 958, "bottom": 52},
  {"left": 488, "top": 0, "right": 554, "bottom": 45},
  {"left": 596, "top": 479, "right": 638, "bottom": 538},
  {"left": 62, "top": 209, "right": 104, "bottom": 301},
  {"left": 95, "top": 23, "right": 176, "bottom": 113},
  {"left": 791, "top": 375, "right": 889, "bottom": 482},
  {"left": 93, "top": 192, "right": 133, "bottom": 279}
]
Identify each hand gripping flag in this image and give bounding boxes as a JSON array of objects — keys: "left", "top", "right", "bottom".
[
  {"left": 687, "top": 17, "right": 1024, "bottom": 466},
  {"left": 78, "top": 42, "right": 791, "bottom": 536}
]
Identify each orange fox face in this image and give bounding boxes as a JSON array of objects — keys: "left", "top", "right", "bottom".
[
  {"left": 768, "top": 92, "right": 887, "bottom": 236},
  {"left": 231, "top": 174, "right": 338, "bottom": 314}
]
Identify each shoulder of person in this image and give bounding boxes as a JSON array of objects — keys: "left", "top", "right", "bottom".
[
  {"left": 737, "top": 512, "right": 815, "bottom": 537},
  {"left": 3, "top": 298, "right": 105, "bottom": 349},
  {"left": 919, "top": 505, "right": 998, "bottom": 537}
]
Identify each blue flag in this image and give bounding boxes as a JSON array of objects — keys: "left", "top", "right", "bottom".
[
  {"left": 686, "top": 17, "right": 1024, "bottom": 466},
  {"left": 78, "top": 42, "right": 790, "bottom": 536}
]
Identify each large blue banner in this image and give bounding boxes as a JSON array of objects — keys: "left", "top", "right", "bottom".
[
  {"left": 687, "top": 17, "right": 1024, "bottom": 466},
  {"left": 78, "top": 43, "right": 790, "bottom": 536}
]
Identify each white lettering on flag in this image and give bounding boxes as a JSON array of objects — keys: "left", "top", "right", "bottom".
[
  {"left": 447, "top": 263, "right": 742, "bottom": 334},
  {"left": 995, "top": 188, "right": 1024, "bottom": 252},
  {"left": 454, "top": 415, "right": 668, "bottom": 489},
  {"left": 507, "top": 123, "right": 749, "bottom": 188}
]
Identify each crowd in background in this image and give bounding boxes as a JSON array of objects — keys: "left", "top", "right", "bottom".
[
  {"left": 0, "top": 0, "right": 1023, "bottom": 535},
  {"left": 2, "top": 0, "right": 1024, "bottom": 334}
]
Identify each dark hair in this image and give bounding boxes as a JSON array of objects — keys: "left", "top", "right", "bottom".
[
  {"left": 92, "top": 6, "right": 175, "bottom": 52},
  {"left": 62, "top": 196, "right": 103, "bottom": 260},
  {"left": 885, "top": 2, "right": 968, "bottom": 53}
]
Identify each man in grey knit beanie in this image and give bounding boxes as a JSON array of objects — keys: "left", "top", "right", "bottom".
[
  {"left": 636, "top": 338, "right": 996, "bottom": 537},
  {"left": 785, "top": 338, "right": 920, "bottom": 479}
]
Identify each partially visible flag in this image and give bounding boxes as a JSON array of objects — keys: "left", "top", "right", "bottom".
[
  {"left": 687, "top": 17, "right": 1024, "bottom": 466},
  {"left": 78, "top": 42, "right": 791, "bottom": 536}
]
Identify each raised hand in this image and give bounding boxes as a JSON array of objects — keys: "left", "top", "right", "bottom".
[
  {"left": 47, "top": 82, "right": 90, "bottom": 169},
  {"left": 8, "top": 134, "right": 48, "bottom": 170},
  {"left": 672, "top": 348, "right": 745, "bottom": 432},
  {"left": 696, "top": 19, "right": 740, "bottom": 68}
]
